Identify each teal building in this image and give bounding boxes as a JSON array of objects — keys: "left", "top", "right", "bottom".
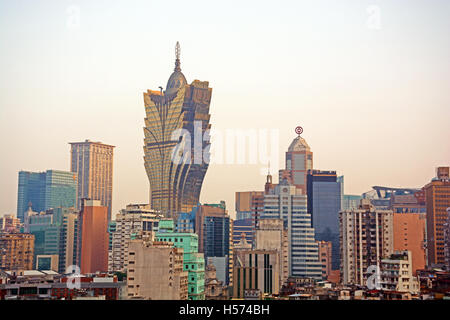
[
  {"left": 17, "top": 170, "right": 78, "bottom": 222},
  {"left": 156, "top": 219, "right": 205, "bottom": 300},
  {"left": 25, "top": 207, "right": 79, "bottom": 273}
]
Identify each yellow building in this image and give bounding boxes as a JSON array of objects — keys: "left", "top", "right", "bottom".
[{"left": 0, "top": 233, "right": 34, "bottom": 270}]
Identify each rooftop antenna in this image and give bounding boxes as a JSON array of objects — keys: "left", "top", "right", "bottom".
[{"left": 174, "top": 41, "right": 181, "bottom": 72}]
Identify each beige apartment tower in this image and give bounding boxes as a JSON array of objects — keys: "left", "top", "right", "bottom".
[{"left": 70, "top": 139, "right": 115, "bottom": 221}]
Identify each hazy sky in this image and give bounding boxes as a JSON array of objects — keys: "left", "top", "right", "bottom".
[{"left": 0, "top": 0, "right": 449, "bottom": 219}]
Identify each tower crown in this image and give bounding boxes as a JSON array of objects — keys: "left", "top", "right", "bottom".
[
  {"left": 288, "top": 136, "right": 310, "bottom": 152},
  {"left": 165, "top": 41, "right": 187, "bottom": 95}
]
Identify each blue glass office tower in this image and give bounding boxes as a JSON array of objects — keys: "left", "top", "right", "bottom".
[
  {"left": 17, "top": 170, "right": 78, "bottom": 222},
  {"left": 306, "top": 170, "right": 343, "bottom": 270},
  {"left": 204, "top": 215, "right": 230, "bottom": 259},
  {"left": 232, "top": 218, "right": 253, "bottom": 246}
]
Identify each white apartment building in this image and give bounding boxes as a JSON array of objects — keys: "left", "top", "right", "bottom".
[
  {"left": 261, "top": 180, "right": 322, "bottom": 279},
  {"left": 108, "top": 204, "right": 161, "bottom": 272},
  {"left": 340, "top": 199, "right": 394, "bottom": 286}
]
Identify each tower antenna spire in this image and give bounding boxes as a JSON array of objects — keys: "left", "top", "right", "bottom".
[{"left": 174, "top": 41, "right": 181, "bottom": 72}]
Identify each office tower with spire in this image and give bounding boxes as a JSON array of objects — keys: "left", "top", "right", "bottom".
[
  {"left": 69, "top": 139, "right": 115, "bottom": 221},
  {"left": 143, "top": 42, "right": 212, "bottom": 219},
  {"left": 279, "top": 133, "right": 313, "bottom": 195},
  {"left": 258, "top": 132, "right": 322, "bottom": 279}
]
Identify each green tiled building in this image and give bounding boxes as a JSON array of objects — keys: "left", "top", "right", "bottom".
[{"left": 156, "top": 219, "right": 205, "bottom": 300}]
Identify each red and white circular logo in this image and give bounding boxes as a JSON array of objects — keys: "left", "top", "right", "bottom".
[{"left": 295, "top": 126, "right": 303, "bottom": 135}]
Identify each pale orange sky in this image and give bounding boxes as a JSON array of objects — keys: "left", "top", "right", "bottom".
[{"left": 0, "top": 0, "right": 449, "bottom": 219}]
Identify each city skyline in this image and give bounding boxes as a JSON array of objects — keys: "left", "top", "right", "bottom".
[{"left": 1, "top": 0, "right": 450, "bottom": 219}]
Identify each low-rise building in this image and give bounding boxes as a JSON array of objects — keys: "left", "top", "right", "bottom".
[
  {"left": 126, "top": 238, "right": 188, "bottom": 300},
  {"left": 380, "top": 251, "right": 419, "bottom": 294},
  {"left": 0, "top": 233, "right": 34, "bottom": 271},
  {"left": 232, "top": 248, "right": 280, "bottom": 299}
]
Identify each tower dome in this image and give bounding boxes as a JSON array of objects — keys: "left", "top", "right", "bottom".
[
  {"left": 165, "top": 41, "right": 187, "bottom": 96},
  {"left": 288, "top": 135, "right": 310, "bottom": 152}
]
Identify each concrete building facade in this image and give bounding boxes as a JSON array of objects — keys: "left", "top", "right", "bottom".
[
  {"left": 339, "top": 199, "right": 394, "bottom": 286},
  {"left": 70, "top": 140, "right": 115, "bottom": 221},
  {"left": 126, "top": 239, "right": 188, "bottom": 300},
  {"left": 380, "top": 251, "right": 420, "bottom": 294},
  {"left": 108, "top": 204, "right": 161, "bottom": 272},
  {"left": 424, "top": 167, "right": 450, "bottom": 266},
  {"left": 262, "top": 181, "right": 322, "bottom": 279}
]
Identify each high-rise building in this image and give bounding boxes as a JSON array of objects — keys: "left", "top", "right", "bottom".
[
  {"left": 176, "top": 206, "right": 197, "bottom": 233},
  {"left": 0, "top": 233, "right": 35, "bottom": 270},
  {"left": 444, "top": 208, "right": 450, "bottom": 271},
  {"left": 69, "top": 140, "right": 115, "bottom": 221},
  {"left": 339, "top": 199, "right": 394, "bottom": 286},
  {"left": 23, "top": 206, "right": 79, "bottom": 273},
  {"left": 195, "top": 203, "right": 229, "bottom": 257},
  {"left": 17, "top": 170, "right": 77, "bottom": 222},
  {"left": 127, "top": 238, "right": 188, "bottom": 300},
  {"left": 278, "top": 133, "right": 313, "bottom": 195},
  {"left": 317, "top": 240, "right": 332, "bottom": 280},
  {"left": 424, "top": 167, "right": 450, "bottom": 267},
  {"left": 254, "top": 218, "right": 289, "bottom": 287},
  {"left": 143, "top": 42, "right": 212, "bottom": 219},
  {"left": 156, "top": 220, "right": 205, "bottom": 300},
  {"left": 231, "top": 218, "right": 253, "bottom": 246},
  {"left": 0, "top": 215, "right": 21, "bottom": 233},
  {"left": 232, "top": 248, "right": 281, "bottom": 298},
  {"left": 306, "top": 170, "right": 343, "bottom": 270},
  {"left": 192, "top": 203, "right": 231, "bottom": 285},
  {"left": 79, "top": 200, "right": 108, "bottom": 274},
  {"left": 393, "top": 212, "right": 426, "bottom": 275},
  {"left": 236, "top": 191, "right": 263, "bottom": 221},
  {"left": 108, "top": 204, "right": 161, "bottom": 272},
  {"left": 262, "top": 180, "right": 322, "bottom": 279},
  {"left": 342, "top": 195, "right": 363, "bottom": 211}
]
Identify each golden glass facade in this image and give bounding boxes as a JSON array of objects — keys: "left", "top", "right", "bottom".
[{"left": 143, "top": 43, "right": 212, "bottom": 219}]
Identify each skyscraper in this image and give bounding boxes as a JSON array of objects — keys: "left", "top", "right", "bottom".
[
  {"left": 254, "top": 218, "right": 289, "bottom": 285},
  {"left": 69, "top": 139, "right": 115, "bottom": 221},
  {"left": 262, "top": 180, "right": 322, "bottom": 279},
  {"left": 17, "top": 170, "right": 77, "bottom": 222},
  {"left": 79, "top": 200, "right": 109, "bottom": 274},
  {"left": 24, "top": 206, "right": 79, "bottom": 273},
  {"left": 108, "top": 204, "right": 161, "bottom": 272},
  {"left": 339, "top": 199, "right": 394, "bottom": 286},
  {"left": 306, "top": 170, "right": 343, "bottom": 270},
  {"left": 424, "top": 166, "right": 450, "bottom": 266},
  {"left": 143, "top": 42, "right": 212, "bottom": 219},
  {"left": 235, "top": 191, "right": 263, "bottom": 221},
  {"left": 278, "top": 134, "right": 313, "bottom": 195},
  {"left": 393, "top": 212, "right": 426, "bottom": 274},
  {"left": 231, "top": 218, "right": 253, "bottom": 246}
]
